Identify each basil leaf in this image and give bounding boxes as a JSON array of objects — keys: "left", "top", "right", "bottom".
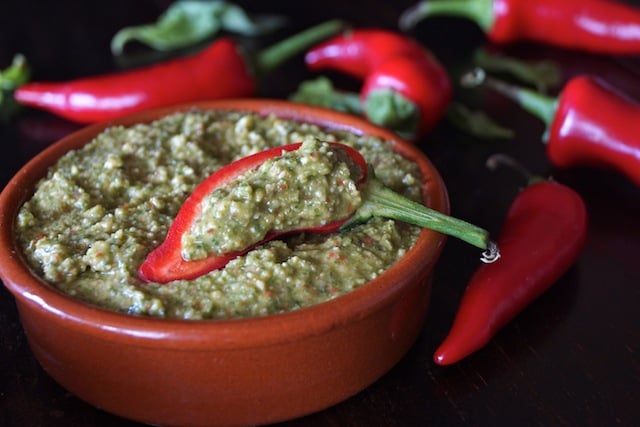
[
  {"left": 111, "top": 1, "right": 287, "bottom": 55},
  {"left": 216, "top": 4, "right": 288, "bottom": 36}
]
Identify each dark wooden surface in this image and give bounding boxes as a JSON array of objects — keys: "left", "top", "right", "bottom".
[{"left": 1, "top": 1, "right": 639, "bottom": 426}]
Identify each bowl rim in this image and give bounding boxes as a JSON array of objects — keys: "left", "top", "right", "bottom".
[{"left": 0, "top": 99, "right": 449, "bottom": 350}]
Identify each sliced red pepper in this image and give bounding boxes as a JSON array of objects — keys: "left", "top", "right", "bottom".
[
  {"left": 139, "top": 142, "right": 498, "bottom": 284},
  {"left": 13, "top": 20, "right": 344, "bottom": 123},
  {"left": 138, "top": 142, "right": 367, "bottom": 283},
  {"left": 305, "top": 29, "right": 452, "bottom": 139},
  {"left": 400, "top": 0, "right": 640, "bottom": 54},
  {"left": 463, "top": 69, "right": 640, "bottom": 187},
  {"left": 434, "top": 160, "right": 588, "bottom": 365}
]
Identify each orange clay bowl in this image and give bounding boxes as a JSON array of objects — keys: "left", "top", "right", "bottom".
[{"left": 0, "top": 99, "right": 449, "bottom": 427}]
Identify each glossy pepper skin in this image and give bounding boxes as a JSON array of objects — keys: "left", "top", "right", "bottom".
[
  {"left": 138, "top": 142, "right": 368, "bottom": 283},
  {"left": 400, "top": 0, "right": 640, "bottom": 55},
  {"left": 547, "top": 76, "right": 640, "bottom": 185},
  {"left": 434, "top": 180, "right": 588, "bottom": 365},
  {"left": 14, "top": 20, "right": 344, "bottom": 124},
  {"left": 305, "top": 29, "right": 452, "bottom": 138},
  {"left": 15, "top": 39, "right": 254, "bottom": 124},
  {"left": 472, "top": 71, "right": 640, "bottom": 187},
  {"left": 305, "top": 29, "right": 426, "bottom": 77}
]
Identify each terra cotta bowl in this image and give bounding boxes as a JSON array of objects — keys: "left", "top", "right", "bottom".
[{"left": 0, "top": 99, "right": 449, "bottom": 427}]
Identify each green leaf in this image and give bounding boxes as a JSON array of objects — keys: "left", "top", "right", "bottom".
[
  {"left": 289, "top": 77, "right": 362, "bottom": 114},
  {"left": 473, "top": 49, "right": 561, "bottom": 93},
  {"left": 111, "top": 1, "right": 288, "bottom": 55},
  {"left": 217, "top": 4, "right": 288, "bottom": 36},
  {"left": 447, "top": 102, "right": 514, "bottom": 140}
]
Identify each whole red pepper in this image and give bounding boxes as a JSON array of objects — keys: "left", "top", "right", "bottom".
[
  {"left": 139, "top": 142, "right": 498, "bottom": 283},
  {"left": 464, "top": 69, "right": 640, "bottom": 187},
  {"left": 434, "top": 169, "right": 588, "bottom": 365},
  {"left": 400, "top": 0, "right": 640, "bottom": 55},
  {"left": 305, "top": 29, "right": 426, "bottom": 77},
  {"left": 305, "top": 29, "right": 452, "bottom": 138},
  {"left": 14, "top": 20, "right": 344, "bottom": 123}
]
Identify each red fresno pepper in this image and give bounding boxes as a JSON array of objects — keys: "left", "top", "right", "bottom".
[
  {"left": 464, "top": 69, "right": 640, "bottom": 187},
  {"left": 400, "top": 0, "right": 640, "bottom": 55},
  {"left": 14, "top": 20, "right": 343, "bottom": 123},
  {"left": 434, "top": 161, "right": 588, "bottom": 365},
  {"left": 305, "top": 29, "right": 452, "bottom": 138},
  {"left": 139, "top": 142, "right": 498, "bottom": 283}
]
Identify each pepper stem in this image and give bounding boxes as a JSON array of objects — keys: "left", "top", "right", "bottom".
[
  {"left": 255, "top": 19, "right": 345, "bottom": 76},
  {"left": 289, "top": 76, "right": 363, "bottom": 114},
  {"left": 342, "top": 169, "right": 500, "bottom": 263},
  {"left": 486, "top": 153, "right": 545, "bottom": 186},
  {"left": 461, "top": 68, "right": 557, "bottom": 129},
  {"left": 0, "top": 53, "right": 30, "bottom": 121},
  {"left": 399, "top": 0, "right": 495, "bottom": 32}
]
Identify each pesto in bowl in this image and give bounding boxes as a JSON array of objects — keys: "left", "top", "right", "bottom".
[{"left": 16, "top": 110, "right": 423, "bottom": 320}]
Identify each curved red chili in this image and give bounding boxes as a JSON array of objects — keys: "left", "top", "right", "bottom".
[
  {"left": 139, "top": 142, "right": 497, "bottom": 283},
  {"left": 305, "top": 29, "right": 452, "bottom": 138},
  {"left": 400, "top": 0, "right": 640, "bottom": 55},
  {"left": 464, "top": 69, "right": 640, "bottom": 187},
  {"left": 15, "top": 39, "right": 254, "bottom": 124},
  {"left": 434, "top": 175, "right": 588, "bottom": 365},
  {"left": 14, "top": 20, "right": 344, "bottom": 123},
  {"left": 305, "top": 29, "right": 426, "bottom": 77}
]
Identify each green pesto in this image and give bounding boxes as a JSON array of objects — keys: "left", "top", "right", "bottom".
[
  {"left": 181, "top": 139, "right": 363, "bottom": 260},
  {"left": 16, "top": 110, "right": 423, "bottom": 320}
]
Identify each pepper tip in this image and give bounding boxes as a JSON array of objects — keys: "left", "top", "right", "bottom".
[{"left": 433, "top": 347, "right": 455, "bottom": 366}]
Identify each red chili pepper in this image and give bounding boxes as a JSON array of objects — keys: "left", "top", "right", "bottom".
[
  {"left": 463, "top": 68, "right": 640, "bottom": 187},
  {"left": 139, "top": 142, "right": 498, "bottom": 283},
  {"left": 305, "top": 29, "right": 452, "bottom": 138},
  {"left": 400, "top": 0, "right": 640, "bottom": 55},
  {"left": 305, "top": 29, "right": 426, "bottom": 77},
  {"left": 434, "top": 158, "right": 588, "bottom": 365},
  {"left": 14, "top": 20, "right": 344, "bottom": 123}
]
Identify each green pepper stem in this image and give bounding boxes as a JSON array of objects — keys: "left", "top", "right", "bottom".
[
  {"left": 486, "top": 153, "right": 545, "bottom": 186},
  {"left": 289, "top": 76, "right": 363, "bottom": 114},
  {"left": 342, "top": 170, "right": 500, "bottom": 263},
  {"left": 461, "top": 68, "right": 558, "bottom": 132},
  {"left": 256, "top": 19, "right": 345, "bottom": 76},
  {"left": 0, "top": 53, "right": 30, "bottom": 119},
  {"left": 472, "top": 48, "right": 562, "bottom": 93},
  {"left": 399, "top": 0, "right": 494, "bottom": 32},
  {"left": 364, "top": 88, "right": 420, "bottom": 140}
]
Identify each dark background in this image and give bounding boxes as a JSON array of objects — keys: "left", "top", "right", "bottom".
[{"left": 1, "top": 1, "right": 639, "bottom": 426}]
